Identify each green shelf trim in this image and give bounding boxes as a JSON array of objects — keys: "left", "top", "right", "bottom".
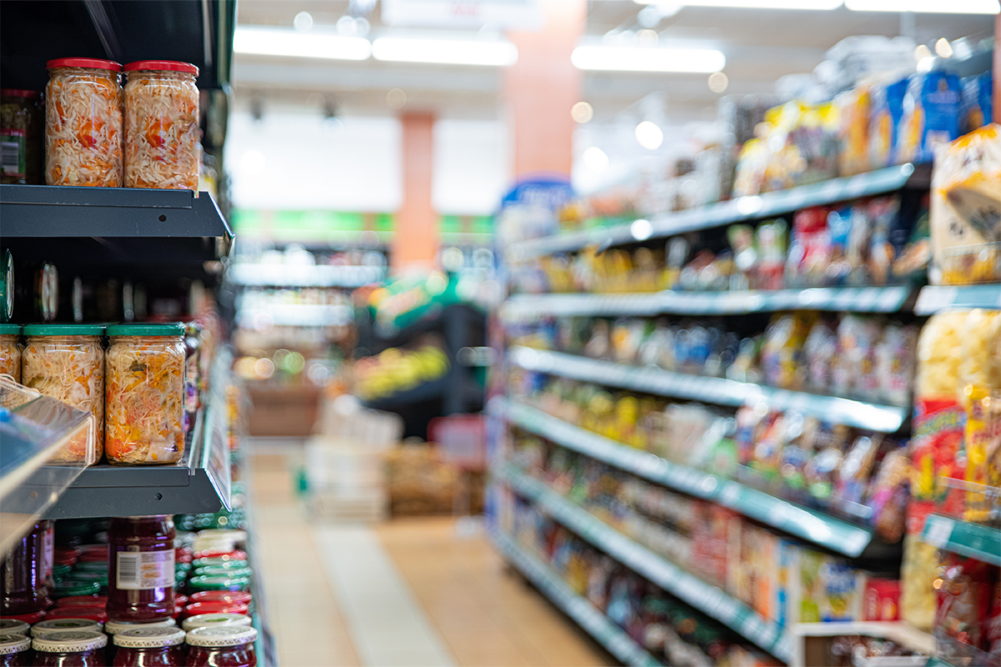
[
  {"left": 497, "top": 463, "right": 793, "bottom": 662},
  {"left": 914, "top": 285, "right": 1001, "bottom": 315},
  {"left": 490, "top": 530, "right": 661, "bottom": 667},
  {"left": 922, "top": 514, "right": 1001, "bottom": 567},
  {"left": 497, "top": 399, "right": 874, "bottom": 558},
  {"left": 508, "top": 347, "right": 906, "bottom": 433}
]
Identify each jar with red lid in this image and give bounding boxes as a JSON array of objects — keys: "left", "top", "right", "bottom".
[
  {"left": 112, "top": 626, "right": 185, "bottom": 667},
  {"left": 0, "top": 632, "right": 31, "bottom": 667},
  {"left": 1, "top": 523, "right": 47, "bottom": 616},
  {"left": 182, "top": 603, "right": 248, "bottom": 619},
  {"left": 44, "top": 58, "right": 123, "bottom": 187},
  {"left": 42, "top": 608, "right": 105, "bottom": 624},
  {"left": 54, "top": 598, "right": 105, "bottom": 610},
  {"left": 107, "top": 517, "right": 174, "bottom": 623},
  {"left": 0, "top": 615, "right": 43, "bottom": 627},
  {"left": 122, "top": 61, "right": 199, "bottom": 191},
  {"left": 187, "top": 592, "right": 251, "bottom": 606},
  {"left": 30, "top": 630, "right": 106, "bottom": 667},
  {"left": 181, "top": 614, "right": 250, "bottom": 633},
  {"left": 184, "top": 626, "right": 257, "bottom": 667}
]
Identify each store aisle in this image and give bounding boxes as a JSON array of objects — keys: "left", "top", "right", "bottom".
[{"left": 248, "top": 447, "right": 615, "bottom": 667}]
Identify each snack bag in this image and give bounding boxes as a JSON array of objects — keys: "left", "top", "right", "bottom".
[
  {"left": 803, "top": 320, "right": 837, "bottom": 393},
  {"left": 900, "top": 503, "right": 939, "bottom": 631},
  {"left": 838, "top": 84, "right": 871, "bottom": 177},
  {"left": 898, "top": 71, "right": 962, "bottom": 165},
  {"left": 799, "top": 549, "right": 827, "bottom": 623},
  {"left": 961, "top": 71, "right": 993, "bottom": 134},
  {"left": 875, "top": 323, "right": 918, "bottom": 407},
  {"left": 728, "top": 224, "right": 757, "bottom": 291},
  {"left": 866, "top": 446, "right": 910, "bottom": 544},
  {"left": 867, "top": 196, "right": 900, "bottom": 286},
  {"left": 761, "top": 313, "right": 813, "bottom": 389},
  {"left": 665, "top": 237, "right": 690, "bottom": 290},
  {"left": 754, "top": 219, "right": 788, "bottom": 291},
  {"left": 936, "top": 553, "right": 992, "bottom": 656},
  {"left": 959, "top": 310, "right": 1001, "bottom": 522},
  {"left": 892, "top": 194, "right": 932, "bottom": 282},
  {"left": 831, "top": 315, "right": 881, "bottom": 398},
  {"left": 863, "top": 578, "right": 901, "bottom": 622},
  {"left": 786, "top": 207, "right": 832, "bottom": 288},
  {"left": 869, "top": 77, "right": 909, "bottom": 168},
  {"left": 826, "top": 205, "right": 855, "bottom": 286},
  {"left": 820, "top": 558, "right": 862, "bottom": 622}
]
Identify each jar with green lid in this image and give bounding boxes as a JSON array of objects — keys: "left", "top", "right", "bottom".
[
  {"left": 1, "top": 89, "right": 43, "bottom": 185},
  {"left": 190, "top": 558, "right": 246, "bottom": 570},
  {"left": 51, "top": 564, "right": 73, "bottom": 579},
  {"left": 0, "top": 324, "right": 19, "bottom": 383},
  {"left": 186, "top": 575, "right": 250, "bottom": 594},
  {"left": 192, "top": 566, "right": 252, "bottom": 580},
  {"left": 22, "top": 324, "right": 105, "bottom": 463},
  {"left": 71, "top": 562, "right": 108, "bottom": 575},
  {"left": 53, "top": 580, "right": 101, "bottom": 599},
  {"left": 105, "top": 323, "right": 185, "bottom": 465},
  {"left": 0, "top": 631, "right": 31, "bottom": 667}
]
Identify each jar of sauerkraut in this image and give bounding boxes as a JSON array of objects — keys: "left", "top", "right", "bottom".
[
  {"left": 0, "top": 324, "right": 20, "bottom": 382},
  {"left": 123, "top": 61, "right": 199, "bottom": 191},
  {"left": 45, "top": 58, "right": 123, "bottom": 187},
  {"left": 105, "top": 323, "right": 185, "bottom": 465},
  {"left": 22, "top": 324, "right": 105, "bottom": 463}
]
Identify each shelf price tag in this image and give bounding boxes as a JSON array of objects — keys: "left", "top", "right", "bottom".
[{"left": 923, "top": 515, "right": 954, "bottom": 548}]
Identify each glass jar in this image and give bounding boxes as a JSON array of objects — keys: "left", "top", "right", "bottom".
[
  {"left": 187, "top": 591, "right": 251, "bottom": 606},
  {"left": 0, "top": 622, "right": 28, "bottom": 636},
  {"left": 105, "top": 324, "right": 185, "bottom": 465},
  {"left": 122, "top": 61, "right": 199, "bottom": 190},
  {"left": 1, "top": 89, "right": 42, "bottom": 185},
  {"left": 186, "top": 576, "right": 249, "bottom": 595},
  {"left": 0, "top": 632, "right": 31, "bottom": 667},
  {"left": 180, "top": 614, "right": 250, "bottom": 633},
  {"left": 30, "top": 631, "right": 106, "bottom": 667},
  {"left": 0, "top": 325, "right": 20, "bottom": 382},
  {"left": 181, "top": 603, "right": 248, "bottom": 619},
  {"left": 51, "top": 582, "right": 100, "bottom": 600},
  {"left": 184, "top": 626, "right": 257, "bottom": 667},
  {"left": 107, "top": 517, "right": 175, "bottom": 623},
  {"left": 112, "top": 627, "right": 184, "bottom": 667},
  {"left": 41, "top": 609, "right": 105, "bottom": 624},
  {"left": 30, "top": 621, "right": 102, "bottom": 638},
  {"left": 44, "top": 58, "right": 123, "bottom": 187},
  {"left": 22, "top": 325, "right": 105, "bottom": 463},
  {"left": 1, "top": 523, "right": 47, "bottom": 616},
  {"left": 183, "top": 323, "right": 201, "bottom": 434}
]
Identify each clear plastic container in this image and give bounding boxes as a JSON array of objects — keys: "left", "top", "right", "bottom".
[
  {"left": 105, "top": 324, "right": 185, "bottom": 465},
  {"left": 107, "top": 517, "right": 175, "bottom": 624},
  {"left": 112, "top": 626, "right": 184, "bottom": 667},
  {"left": 184, "top": 626, "right": 257, "bottom": 667},
  {"left": 21, "top": 325, "right": 104, "bottom": 463},
  {"left": 0, "top": 523, "right": 47, "bottom": 616},
  {"left": 30, "top": 631, "right": 106, "bottom": 667},
  {"left": 44, "top": 58, "right": 123, "bottom": 187},
  {"left": 122, "top": 61, "right": 199, "bottom": 191},
  {"left": 0, "top": 325, "right": 20, "bottom": 383},
  {"left": 0, "top": 632, "right": 31, "bottom": 667}
]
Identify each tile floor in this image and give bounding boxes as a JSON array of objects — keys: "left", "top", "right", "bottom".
[{"left": 248, "top": 448, "right": 616, "bottom": 667}]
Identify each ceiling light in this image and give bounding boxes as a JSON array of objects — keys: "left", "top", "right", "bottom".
[
  {"left": 582, "top": 147, "right": 609, "bottom": 172},
  {"left": 572, "top": 45, "right": 725, "bottom": 73},
  {"left": 635, "top": 121, "right": 664, "bottom": 150},
  {"left": 372, "top": 37, "right": 518, "bottom": 66},
  {"left": 845, "top": 0, "right": 999, "bottom": 12},
  {"left": 294, "top": 12, "right": 313, "bottom": 31},
  {"left": 633, "top": 0, "right": 842, "bottom": 8},
  {"left": 935, "top": 38, "right": 954, "bottom": 57},
  {"left": 708, "top": 71, "right": 729, "bottom": 93},
  {"left": 571, "top": 102, "right": 594, "bottom": 123},
  {"left": 234, "top": 27, "right": 372, "bottom": 60}
]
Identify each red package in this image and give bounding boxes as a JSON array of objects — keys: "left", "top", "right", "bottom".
[
  {"left": 912, "top": 398, "right": 966, "bottom": 513},
  {"left": 863, "top": 578, "right": 901, "bottom": 621},
  {"left": 936, "top": 553, "right": 992, "bottom": 652}
]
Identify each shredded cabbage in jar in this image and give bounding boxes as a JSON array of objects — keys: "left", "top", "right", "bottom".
[
  {"left": 45, "top": 67, "right": 123, "bottom": 187},
  {"left": 22, "top": 337, "right": 104, "bottom": 463},
  {"left": 106, "top": 337, "right": 184, "bottom": 464},
  {"left": 124, "top": 71, "right": 199, "bottom": 190},
  {"left": 0, "top": 337, "right": 20, "bottom": 382}
]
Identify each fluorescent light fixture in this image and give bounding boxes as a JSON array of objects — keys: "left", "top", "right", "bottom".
[
  {"left": 371, "top": 37, "right": 518, "bottom": 66},
  {"left": 845, "top": 0, "right": 999, "bottom": 12},
  {"left": 234, "top": 26, "right": 371, "bottom": 60},
  {"left": 572, "top": 45, "right": 725, "bottom": 73},
  {"left": 633, "top": 0, "right": 842, "bottom": 8}
]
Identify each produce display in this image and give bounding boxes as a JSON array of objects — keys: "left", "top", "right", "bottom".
[{"left": 353, "top": 343, "right": 449, "bottom": 401}]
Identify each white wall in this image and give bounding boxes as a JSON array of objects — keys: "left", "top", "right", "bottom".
[{"left": 432, "top": 119, "right": 508, "bottom": 216}]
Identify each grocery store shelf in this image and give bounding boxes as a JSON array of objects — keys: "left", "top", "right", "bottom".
[
  {"left": 237, "top": 304, "right": 353, "bottom": 327},
  {"left": 509, "top": 164, "right": 924, "bottom": 259},
  {"left": 490, "top": 530, "right": 660, "bottom": 667},
  {"left": 921, "top": 514, "right": 1001, "bottom": 567},
  {"left": 498, "top": 463, "right": 792, "bottom": 662},
  {"left": 503, "top": 286, "right": 913, "bottom": 320},
  {"left": 913, "top": 284, "right": 1001, "bottom": 315},
  {"left": 509, "top": 346, "right": 907, "bottom": 433},
  {"left": 496, "top": 398, "right": 879, "bottom": 558},
  {"left": 230, "top": 263, "right": 385, "bottom": 288}
]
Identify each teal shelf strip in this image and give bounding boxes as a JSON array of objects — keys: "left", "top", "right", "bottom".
[
  {"left": 490, "top": 530, "right": 661, "bottom": 667},
  {"left": 497, "top": 463, "right": 793, "bottom": 662},
  {"left": 922, "top": 514, "right": 1001, "bottom": 567},
  {"left": 508, "top": 347, "right": 907, "bottom": 433},
  {"left": 914, "top": 285, "right": 1001, "bottom": 315},
  {"left": 510, "top": 164, "right": 919, "bottom": 259}
]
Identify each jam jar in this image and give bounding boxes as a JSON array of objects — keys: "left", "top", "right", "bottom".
[
  {"left": 29, "top": 621, "right": 102, "bottom": 638},
  {"left": 0, "top": 632, "right": 31, "bottom": 667},
  {"left": 184, "top": 626, "right": 257, "bottom": 667},
  {"left": 104, "top": 619, "right": 177, "bottom": 665},
  {"left": 30, "top": 631, "right": 106, "bottom": 667},
  {"left": 180, "top": 614, "right": 250, "bottom": 633},
  {"left": 187, "top": 592, "right": 251, "bottom": 606},
  {"left": 1, "top": 523, "right": 47, "bottom": 616},
  {"left": 0, "top": 622, "right": 27, "bottom": 636},
  {"left": 107, "top": 517, "right": 175, "bottom": 623},
  {"left": 112, "top": 626, "right": 185, "bottom": 667}
]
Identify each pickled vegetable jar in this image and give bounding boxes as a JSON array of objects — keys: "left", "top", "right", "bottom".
[
  {"left": 1, "top": 89, "right": 43, "bottom": 185},
  {"left": 45, "top": 58, "right": 123, "bottom": 187},
  {"left": 22, "top": 325, "right": 104, "bottom": 463},
  {"left": 184, "top": 626, "right": 257, "bottom": 667},
  {"left": 30, "top": 631, "right": 106, "bottom": 667},
  {"left": 107, "top": 516, "right": 175, "bottom": 623},
  {"left": 0, "top": 325, "right": 20, "bottom": 382},
  {"left": 112, "top": 626, "right": 184, "bottom": 667},
  {"left": 122, "top": 61, "right": 199, "bottom": 190},
  {"left": 0, "top": 632, "right": 31, "bottom": 667},
  {"left": 105, "top": 324, "right": 185, "bottom": 465},
  {"left": 0, "top": 523, "right": 47, "bottom": 616}
]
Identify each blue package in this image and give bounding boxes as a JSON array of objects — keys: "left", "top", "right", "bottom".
[
  {"left": 899, "top": 71, "right": 962, "bottom": 164},
  {"left": 869, "top": 77, "right": 908, "bottom": 167}
]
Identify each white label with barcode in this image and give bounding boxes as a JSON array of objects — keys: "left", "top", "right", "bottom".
[
  {"left": 116, "top": 550, "right": 175, "bottom": 590},
  {"left": 0, "top": 142, "right": 19, "bottom": 172}
]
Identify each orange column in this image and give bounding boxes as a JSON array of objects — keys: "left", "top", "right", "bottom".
[
  {"left": 393, "top": 113, "right": 438, "bottom": 272},
  {"left": 505, "top": 0, "right": 585, "bottom": 179}
]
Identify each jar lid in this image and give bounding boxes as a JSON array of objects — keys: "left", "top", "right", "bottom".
[
  {"left": 189, "top": 591, "right": 252, "bottom": 605},
  {"left": 52, "top": 564, "right": 74, "bottom": 576},
  {"left": 0, "top": 633, "right": 31, "bottom": 655},
  {"left": 31, "top": 619, "right": 103, "bottom": 637},
  {"left": 181, "top": 613, "right": 251, "bottom": 632},
  {"left": 0, "top": 619, "right": 29, "bottom": 635},
  {"left": 56, "top": 596, "right": 107, "bottom": 608},
  {"left": 193, "top": 548, "right": 247, "bottom": 560},
  {"left": 44, "top": 607, "right": 107, "bottom": 623},
  {"left": 104, "top": 618, "right": 176, "bottom": 635},
  {"left": 46, "top": 58, "right": 122, "bottom": 72},
  {"left": 192, "top": 557, "right": 248, "bottom": 569},
  {"left": 107, "top": 322, "right": 185, "bottom": 337},
  {"left": 183, "top": 602, "right": 249, "bottom": 619},
  {"left": 114, "top": 626, "right": 186, "bottom": 648},
  {"left": 22, "top": 323, "right": 103, "bottom": 336},
  {"left": 0, "top": 324, "right": 19, "bottom": 335},
  {"left": 53, "top": 580, "right": 101, "bottom": 597},
  {"left": 72, "top": 561, "right": 110, "bottom": 573},
  {"left": 185, "top": 625, "right": 257, "bottom": 648},
  {"left": 188, "top": 575, "right": 250, "bottom": 592},
  {"left": 0, "top": 612, "right": 45, "bottom": 624},
  {"left": 32, "top": 630, "right": 107, "bottom": 653},
  {"left": 0, "top": 89, "right": 41, "bottom": 99},
  {"left": 194, "top": 566, "right": 253, "bottom": 578},
  {"left": 124, "top": 60, "right": 198, "bottom": 75}
]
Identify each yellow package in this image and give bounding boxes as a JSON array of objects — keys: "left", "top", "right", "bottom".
[
  {"left": 838, "top": 85, "right": 872, "bottom": 177},
  {"left": 915, "top": 311, "right": 967, "bottom": 397},
  {"left": 900, "top": 529, "right": 938, "bottom": 631}
]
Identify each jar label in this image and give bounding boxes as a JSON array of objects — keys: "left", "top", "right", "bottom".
[
  {"left": 0, "top": 130, "right": 25, "bottom": 178},
  {"left": 116, "top": 550, "right": 175, "bottom": 590}
]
